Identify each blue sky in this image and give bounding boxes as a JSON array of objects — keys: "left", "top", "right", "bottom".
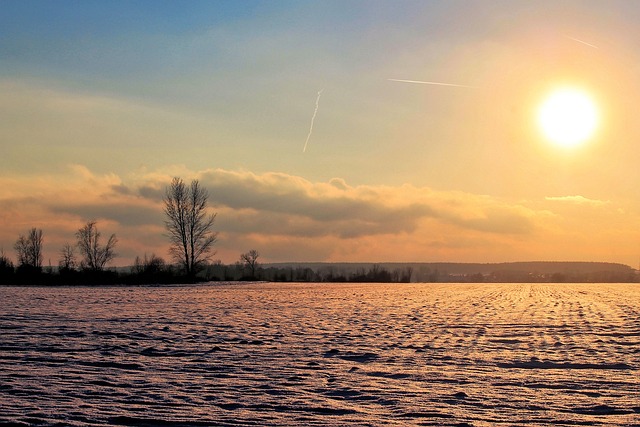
[{"left": 3, "top": 1, "right": 640, "bottom": 266}]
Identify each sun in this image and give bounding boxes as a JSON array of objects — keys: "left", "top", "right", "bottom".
[{"left": 537, "top": 88, "right": 599, "bottom": 148}]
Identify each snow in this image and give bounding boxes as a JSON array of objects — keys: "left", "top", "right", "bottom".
[{"left": 0, "top": 282, "right": 638, "bottom": 426}]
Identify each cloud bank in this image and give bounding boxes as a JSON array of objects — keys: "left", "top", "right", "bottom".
[{"left": 0, "top": 166, "right": 635, "bottom": 266}]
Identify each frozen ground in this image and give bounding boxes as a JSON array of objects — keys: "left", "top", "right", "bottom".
[{"left": 0, "top": 282, "right": 638, "bottom": 426}]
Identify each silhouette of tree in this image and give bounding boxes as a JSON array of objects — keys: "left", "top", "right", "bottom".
[
  {"left": 163, "top": 177, "right": 217, "bottom": 279},
  {"left": 75, "top": 221, "right": 117, "bottom": 271},
  {"left": 0, "top": 249, "right": 14, "bottom": 283},
  {"left": 58, "top": 243, "right": 77, "bottom": 272},
  {"left": 133, "top": 253, "right": 166, "bottom": 275},
  {"left": 240, "top": 249, "right": 260, "bottom": 279},
  {"left": 14, "top": 228, "right": 43, "bottom": 270}
]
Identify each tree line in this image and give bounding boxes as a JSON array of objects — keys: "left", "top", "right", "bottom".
[
  {"left": 1, "top": 220, "right": 118, "bottom": 281},
  {"left": 0, "top": 177, "right": 224, "bottom": 285},
  {"left": 0, "top": 176, "right": 414, "bottom": 285}
]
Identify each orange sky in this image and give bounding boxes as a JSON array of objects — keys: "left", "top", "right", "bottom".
[{"left": 2, "top": 1, "right": 640, "bottom": 267}]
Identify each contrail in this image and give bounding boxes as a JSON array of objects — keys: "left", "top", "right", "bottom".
[
  {"left": 388, "top": 78, "right": 478, "bottom": 88},
  {"left": 564, "top": 35, "right": 598, "bottom": 49},
  {"left": 303, "top": 89, "right": 323, "bottom": 153}
]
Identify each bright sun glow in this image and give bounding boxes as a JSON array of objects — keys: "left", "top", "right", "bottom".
[{"left": 537, "top": 88, "right": 599, "bottom": 147}]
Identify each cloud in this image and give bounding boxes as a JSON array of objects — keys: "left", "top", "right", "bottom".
[
  {"left": 184, "top": 169, "right": 540, "bottom": 238},
  {"left": 545, "top": 195, "right": 610, "bottom": 206},
  {"left": 195, "top": 170, "right": 428, "bottom": 235},
  {"left": 0, "top": 165, "right": 570, "bottom": 265},
  {"left": 49, "top": 203, "right": 163, "bottom": 228}
]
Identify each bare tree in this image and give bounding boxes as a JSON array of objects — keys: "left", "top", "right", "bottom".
[
  {"left": 133, "top": 253, "right": 165, "bottom": 275},
  {"left": 240, "top": 249, "right": 260, "bottom": 279},
  {"left": 58, "top": 243, "right": 77, "bottom": 272},
  {"left": 0, "top": 249, "right": 14, "bottom": 278},
  {"left": 163, "top": 177, "right": 217, "bottom": 279},
  {"left": 14, "top": 228, "right": 43, "bottom": 269},
  {"left": 75, "top": 221, "right": 117, "bottom": 271}
]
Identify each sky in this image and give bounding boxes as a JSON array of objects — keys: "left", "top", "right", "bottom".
[{"left": 2, "top": 0, "right": 640, "bottom": 267}]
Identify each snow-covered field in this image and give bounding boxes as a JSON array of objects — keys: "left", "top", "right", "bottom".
[{"left": 0, "top": 282, "right": 638, "bottom": 426}]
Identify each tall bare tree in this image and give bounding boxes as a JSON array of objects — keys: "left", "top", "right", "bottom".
[
  {"left": 75, "top": 221, "right": 117, "bottom": 271},
  {"left": 14, "top": 228, "right": 43, "bottom": 269},
  {"left": 240, "top": 249, "right": 260, "bottom": 279},
  {"left": 163, "top": 177, "right": 217, "bottom": 279}
]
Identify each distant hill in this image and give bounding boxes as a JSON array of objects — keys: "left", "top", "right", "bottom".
[{"left": 263, "top": 261, "right": 637, "bottom": 283}]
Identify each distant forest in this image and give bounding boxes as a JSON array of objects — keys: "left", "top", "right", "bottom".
[
  {"left": 0, "top": 260, "right": 637, "bottom": 286},
  {"left": 256, "top": 261, "right": 638, "bottom": 284},
  {"left": 1, "top": 177, "right": 638, "bottom": 285}
]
